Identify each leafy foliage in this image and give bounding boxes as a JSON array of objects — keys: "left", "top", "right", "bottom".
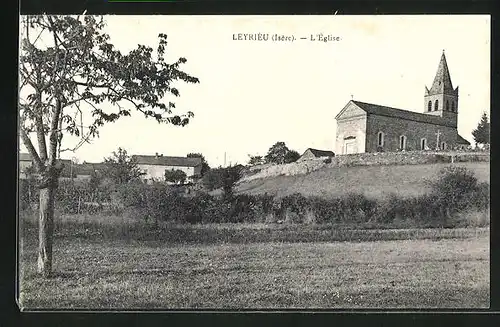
[
  {"left": 472, "top": 112, "right": 490, "bottom": 145},
  {"left": 101, "top": 147, "right": 144, "bottom": 184},
  {"left": 203, "top": 165, "right": 243, "bottom": 192},
  {"left": 19, "top": 15, "right": 200, "bottom": 172},
  {"left": 164, "top": 169, "right": 187, "bottom": 184},
  {"left": 21, "top": 166, "right": 489, "bottom": 228},
  {"left": 248, "top": 155, "right": 265, "bottom": 166},
  {"left": 264, "top": 142, "right": 301, "bottom": 165},
  {"left": 265, "top": 142, "right": 289, "bottom": 164},
  {"left": 429, "top": 166, "right": 487, "bottom": 216},
  {"left": 221, "top": 165, "right": 244, "bottom": 200},
  {"left": 19, "top": 14, "right": 200, "bottom": 276},
  {"left": 284, "top": 150, "right": 300, "bottom": 164}
]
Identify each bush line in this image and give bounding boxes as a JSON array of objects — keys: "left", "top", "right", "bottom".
[{"left": 19, "top": 166, "right": 490, "bottom": 228}]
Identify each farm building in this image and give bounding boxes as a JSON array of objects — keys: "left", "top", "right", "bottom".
[
  {"left": 133, "top": 153, "right": 202, "bottom": 183},
  {"left": 298, "top": 148, "right": 335, "bottom": 161},
  {"left": 18, "top": 152, "right": 73, "bottom": 180},
  {"left": 335, "top": 52, "right": 471, "bottom": 155}
]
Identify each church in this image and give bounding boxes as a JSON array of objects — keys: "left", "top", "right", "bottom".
[{"left": 335, "top": 52, "right": 471, "bottom": 155}]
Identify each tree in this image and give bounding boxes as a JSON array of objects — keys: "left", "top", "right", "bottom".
[
  {"left": 248, "top": 154, "right": 264, "bottom": 166},
  {"left": 472, "top": 112, "right": 490, "bottom": 146},
  {"left": 102, "top": 147, "right": 144, "bottom": 184},
  {"left": 264, "top": 142, "right": 300, "bottom": 165},
  {"left": 265, "top": 142, "right": 290, "bottom": 164},
  {"left": 186, "top": 153, "right": 210, "bottom": 176},
  {"left": 164, "top": 169, "right": 187, "bottom": 184},
  {"left": 202, "top": 165, "right": 243, "bottom": 196},
  {"left": 221, "top": 165, "right": 244, "bottom": 200},
  {"left": 284, "top": 149, "right": 300, "bottom": 164},
  {"left": 202, "top": 167, "right": 224, "bottom": 191},
  {"left": 19, "top": 15, "right": 199, "bottom": 277}
]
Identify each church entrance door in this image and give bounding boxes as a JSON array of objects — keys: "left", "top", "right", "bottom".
[{"left": 344, "top": 139, "right": 357, "bottom": 154}]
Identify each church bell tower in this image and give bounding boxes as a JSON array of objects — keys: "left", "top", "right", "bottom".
[{"left": 424, "top": 51, "right": 459, "bottom": 128}]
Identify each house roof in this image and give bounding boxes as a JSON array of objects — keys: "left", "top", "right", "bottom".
[
  {"left": 19, "top": 153, "right": 32, "bottom": 162},
  {"left": 457, "top": 134, "right": 471, "bottom": 145},
  {"left": 19, "top": 152, "right": 73, "bottom": 165},
  {"left": 133, "top": 155, "right": 202, "bottom": 167},
  {"left": 342, "top": 100, "right": 457, "bottom": 127},
  {"left": 303, "top": 148, "right": 335, "bottom": 157}
]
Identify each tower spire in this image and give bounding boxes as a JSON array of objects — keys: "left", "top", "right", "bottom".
[
  {"left": 428, "top": 52, "right": 455, "bottom": 96},
  {"left": 423, "top": 52, "right": 459, "bottom": 126}
]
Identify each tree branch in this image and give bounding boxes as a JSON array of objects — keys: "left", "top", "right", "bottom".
[
  {"left": 35, "top": 91, "right": 48, "bottom": 162},
  {"left": 20, "top": 128, "right": 44, "bottom": 171},
  {"left": 48, "top": 98, "right": 62, "bottom": 166}
]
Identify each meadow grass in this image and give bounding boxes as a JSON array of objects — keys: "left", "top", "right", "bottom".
[
  {"left": 235, "top": 162, "right": 490, "bottom": 199},
  {"left": 18, "top": 232, "right": 489, "bottom": 309},
  {"left": 19, "top": 210, "right": 489, "bottom": 245}
]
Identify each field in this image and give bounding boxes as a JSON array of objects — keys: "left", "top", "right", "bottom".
[
  {"left": 18, "top": 161, "right": 491, "bottom": 309},
  {"left": 235, "top": 162, "right": 490, "bottom": 199},
  {"left": 19, "top": 224, "right": 489, "bottom": 309}
]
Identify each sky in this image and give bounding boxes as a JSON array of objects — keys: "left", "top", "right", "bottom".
[{"left": 19, "top": 15, "right": 490, "bottom": 168}]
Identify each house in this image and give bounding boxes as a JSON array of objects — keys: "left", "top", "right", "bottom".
[
  {"left": 298, "top": 148, "right": 335, "bottom": 161},
  {"left": 335, "top": 52, "right": 471, "bottom": 155},
  {"left": 133, "top": 153, "right": 202, "bottom": 183},
  {"left": 19, "top": 153, "right": 34, "bottom": 179},
  {"left": 18, "top": 152, "right": 72, "bottom": 180}
]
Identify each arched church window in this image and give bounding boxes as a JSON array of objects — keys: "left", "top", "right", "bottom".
[
  {"left": 378, "top": 132, "right": 385, "bottom": 147},
  {"left": 400, "top": 135, "right": 407, "bottom": 150},
  {"left": 441, "top": 142, "right": 447, "bottom": 150},
  {"left": 434, "top": 100, "right": 439, "bottom": 111},
  {"left": 446, "top": 100, "right": 450, "bottom": 111},
  {"left": 421, "top": 138, "right": 427, "bottom": 150},
  {"left": 428, "top": 101, "right": 432, "bottom": 112},
  {"left": 451, "top": 101, "right": 456, "bottom": 112}
]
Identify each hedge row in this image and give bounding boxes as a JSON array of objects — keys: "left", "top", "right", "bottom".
[
  {"left": 19, "top": 166, "right": 489, "bottom": 227},
  {"left": 111, "top": 167, "right": 490, "bottom": 227}
]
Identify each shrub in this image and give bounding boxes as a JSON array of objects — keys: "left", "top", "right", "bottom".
[
  {"left": 203, "top": 165, "right": 243, "bottom": 196},
  {"left": 192, "top": 192, "right": 221, "bottom": 223},
  {"left": 429, "top": 166, "right": 486, "bottom": 218},
  {"left": 252, "top": 193, "right": 275, "bottom": 222},
  {"left": 44, "top": 165, "right": 489, "bottom": 228},
  {"left": 164, "top": 169, "right": 187, "bottom": 184},
  {"left": 281, "top": 193, "right": 309, "bottom": 219},
  {"left": 226, "top": 194, "right": 258, "bottom": 223},
  {"left": 338, "top": 193, "right": 377, "bottom": 223},
  {"left": 373, "top": 193, "right": 443, "bottom": 227},
  {"left": 309, "top": 196, "right": 341, "bottom": 224},
  {"left": 222, "top": 165, "right": 244, "bottom": 200}
]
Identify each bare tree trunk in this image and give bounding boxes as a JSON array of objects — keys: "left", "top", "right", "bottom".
[{"left": 37, "top": 185, "right": 56, "bottom": 277}]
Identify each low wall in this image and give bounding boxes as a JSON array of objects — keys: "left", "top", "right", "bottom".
[
  {"left": 239, "top": 151, "right": 489, "bottom": 183},
  {"left": 331, "top": 151, "right": 489, "bottom": 167}
]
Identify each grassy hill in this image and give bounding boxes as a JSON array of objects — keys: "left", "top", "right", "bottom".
[{"left": 234, "top": 162, "right": 490, "bottom": 200}]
